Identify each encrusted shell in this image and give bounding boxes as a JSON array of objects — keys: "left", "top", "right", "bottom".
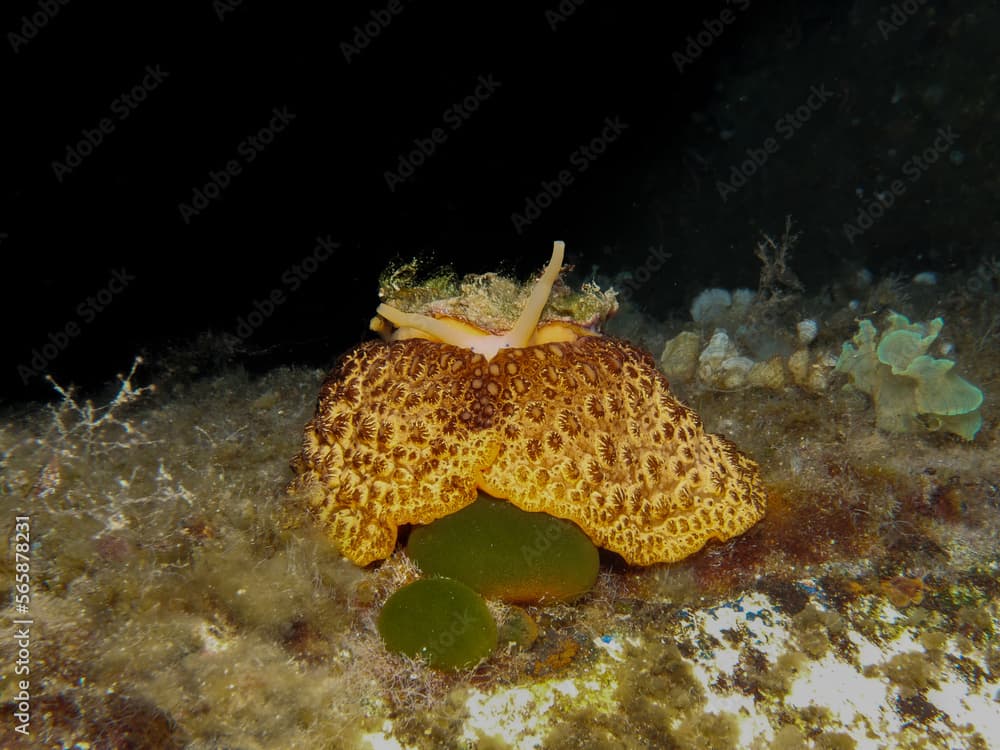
[{"left": 290, "top": 336, "right": 767, "bottom": 566}]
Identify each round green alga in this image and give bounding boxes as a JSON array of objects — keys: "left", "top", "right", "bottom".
[
  {"left": 377, "top": 577, "right": 497, "bottom": 670},
  {"left": 407, "top": 493, "right": 600, "bottom": 603}
]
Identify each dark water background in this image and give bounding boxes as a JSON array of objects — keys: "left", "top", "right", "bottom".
[{"left": 3, "top": 0, "right": 996, "bottom": 400}]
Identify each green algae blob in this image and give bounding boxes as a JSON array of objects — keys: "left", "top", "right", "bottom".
[
  {"left": 408, "top": 493, "right": 600, "bottom": 603},
  {"left": 377, "top": 577, "right": 497, "bottom": 670},
  {"left": 498, "top": 606, "right": 539, "bottom": 649}
]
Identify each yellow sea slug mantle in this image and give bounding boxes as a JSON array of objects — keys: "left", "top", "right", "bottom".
[{"left": 289, "top": 242, "right": 767, "bottom": 566}]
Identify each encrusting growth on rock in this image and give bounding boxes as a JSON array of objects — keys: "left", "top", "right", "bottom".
[{"left": 290, "top": 242, "right": 767, "bottom": 566}]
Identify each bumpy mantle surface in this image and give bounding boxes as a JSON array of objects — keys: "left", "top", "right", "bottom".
[{"left": 289, "top": 243, "right": 767, "bottom": 565}]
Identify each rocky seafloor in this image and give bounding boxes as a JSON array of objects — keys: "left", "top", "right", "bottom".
[{"left": 1, "top": 254, "right": 998, "bottom": 749}]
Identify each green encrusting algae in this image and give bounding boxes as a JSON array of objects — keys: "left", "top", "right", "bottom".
[
  {"left": 377, "top": 577, "right": 498, "bottom": 669},
  {"left": 407, "top": 493, "right": 600, "bottom": 603}
]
